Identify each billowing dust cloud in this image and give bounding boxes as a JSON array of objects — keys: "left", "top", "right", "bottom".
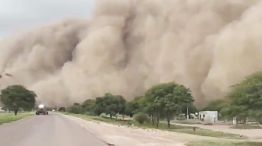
[{"left": 1, "top": 0, "right": 262, "bottom": 106}]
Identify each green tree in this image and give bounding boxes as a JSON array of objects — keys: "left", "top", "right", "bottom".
[
  {"left": 94, "top": 93, "right": 126, "bottom": 119},
  {"left": 203, "top": 100, "right": 226, "bottom": 112},
  {"left": 68, "top": 103, "right": 83, "bottom": 114},
  {"left": 224, "top": 72, "right": 262, "bottom": 124},
  {"left": 81, "top": 99, "right": 96, "bottom": 115},
  {"left": 0, "top": 85, "right": 36, "bottom": 115},
  {"left": 145, "top": 82, "right": 194, "bottom": 128},
  {"left": 181, "top": 103, "right": 198, "bottom": 117},
  {"left": 93, "top": 97, "right": 106, "bottom": 116},
  {"left": 58, "top": 107, "right": 66, "bottom": 112},
  {"left": 133, "top": 112, "right": 149, "bottom": 124},
  {"left": 125, "top": 96, "right": 145, "bottom": 117}
]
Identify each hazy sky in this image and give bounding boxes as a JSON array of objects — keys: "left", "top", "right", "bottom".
[{"left": 0, "top": 0, "right": 94, "bottom": 38}]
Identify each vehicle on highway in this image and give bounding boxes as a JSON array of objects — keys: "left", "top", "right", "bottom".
[{"left": 36, "top": 104, "right": 48, "bottom": 115}]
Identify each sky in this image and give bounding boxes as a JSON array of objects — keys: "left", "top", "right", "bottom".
[{"left": 0, "top": 0, "right": 94, "bottom": 38}]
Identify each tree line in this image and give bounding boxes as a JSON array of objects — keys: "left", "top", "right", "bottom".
[
  {"left": 68, "top": 82, "right": 195, "bottom": 128},
  {"left": 204, "top": 72, "right": 262, "bottom": 124},
  {"left": 1, "top": 72, "right": 261, "bottom": 125},
  {"left": 69, "top": 72, "right": 262, "bottom": 126}
]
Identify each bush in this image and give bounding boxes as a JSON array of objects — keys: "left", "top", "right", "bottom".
[
  {"left": 68, "top": 103, "right": 83, "bottom": 114},
  {"left": 134, "top": 113, "right": 149, "bottom": 124},
  {"left": 58, "top": 107, "right": 66, "bottom": 112}
]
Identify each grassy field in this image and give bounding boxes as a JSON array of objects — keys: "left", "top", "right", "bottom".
[
  {"left": 172, "top": 119, "right": 202, "bottom": 125},
  {"left": 172, "top": 128, "right": 243, "bottom": 139},
  {"left": 0, "top": 112, "right": 33, "bottom": 125},
  {"left": 66, "top": 113, "right": 244, "bottom": 139},
  {"left": 232, "top": 124, "right": 262, "bottom": 129},
  {"left": 187, "top": 141, "right": 262, "bottom": 146}
]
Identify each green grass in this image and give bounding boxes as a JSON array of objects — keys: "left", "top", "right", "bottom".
[
  {"left": 232, "top": 124, "right": 262, "bottom": 129},
  {"left": 0, "top": 112, "right": 33, "bottom": 125},
  {"left": 65, "top": 113, "right": 132, "bottom": 126},
  {"left": 65, "top": 113, "right": 244, "bottom": 139},
  {"left": 138, "top": 122, "right": 243, "bottom": 139},
  {"left": 172, "top": 128, "right": 243, "bottom": 139},
  {"left": 187, "top": 141, "right": 262, "bottom": 146},
  {"left": 173, "top": 120, "right": 202, "bottom": 125}
]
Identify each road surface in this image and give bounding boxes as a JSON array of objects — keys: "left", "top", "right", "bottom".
[
  {"left": 2, "top": 113, "right": 254, "bottom": 146},
  {"left": 0, "top": 113, "right": 107, "bottom": 146}
]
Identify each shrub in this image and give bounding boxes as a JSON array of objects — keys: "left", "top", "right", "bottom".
[
  {"left": 68, "top": 103, "right": 83, "bottom": 114},
  {"left": 58, "top": 107, "right": 66, "bottom": 112},
  {"left": 134, "top": 113, "right": 149, "bottom": 124}
]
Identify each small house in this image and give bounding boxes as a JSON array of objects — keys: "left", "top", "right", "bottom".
[
  {"left": 199, "top": 111, "right": 218, "bottom": 124},
  {"left": 0, "top": 107, "right": 4, "bottom": 113}
]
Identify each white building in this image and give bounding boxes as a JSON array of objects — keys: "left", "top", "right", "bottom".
[
  {"left": 199, "top": 111, "right": 218, "bottom": 124},
  {"left": 0, "top": 107, "right": 4, "bottom": 113}
]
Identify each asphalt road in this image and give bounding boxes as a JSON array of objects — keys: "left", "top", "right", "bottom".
[{"left": 0, "top": 113, "right": 107, "bottom": 146}]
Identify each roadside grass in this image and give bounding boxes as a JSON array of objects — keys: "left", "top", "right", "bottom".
[
  {"left": 172, "top": 128, "right": 243, "bottom": 139},
  {"left": 232, "top": 124, "right": 262, "bottom": 129},
  {"left": 65, "top": 113, "right": 244, "bottom": 139},
  {"left": 172, "top": 120, "right": 202, "bottom": 125},
  {"left": 187, "top": 141, "right": 262, "bottom": 146},
  {"left": 0, "top": 112, "right": 33, "bottom": 125}
]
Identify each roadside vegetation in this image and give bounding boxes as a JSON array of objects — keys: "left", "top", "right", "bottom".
[
  {"left": 65, "top": 72, "right": 262, "bottom": 139},
  {"left": 68, "top": 112, "right": 243, "bottom": 139},
  {"left": 187, "top": 141, "right": 262, "bottom": 146},
  {"left": 0, "top": 112, "right": 33, "bottom": 125},
  {"left": 66, "top": 72, "right": 262, "bottom": 129},
  {"left": 231, "top": 124, "right": 262, "bottom": 129},
  {"left": 203, "top": 72, "right": 262, "bottom": 125},
  {"left": 64, "top": 82, "right": 244, "bottom": 139},
  {"left": 67, "top": 82, "right": 197, "bottom": 128}
]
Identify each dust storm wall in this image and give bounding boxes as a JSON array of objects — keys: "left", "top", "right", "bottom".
[{"left": 0, "top": 0, "right": 261, "bottom": 106}]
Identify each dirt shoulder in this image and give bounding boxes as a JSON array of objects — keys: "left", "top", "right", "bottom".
[{"left": 172, "top": 123, "right": 262, "bottom": 141}]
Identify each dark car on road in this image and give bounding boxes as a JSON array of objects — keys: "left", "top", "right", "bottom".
[{"left": 36, "top": 104, "right": 48, "bottom": 115}]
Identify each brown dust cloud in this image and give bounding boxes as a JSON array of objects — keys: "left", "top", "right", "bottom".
[{"left": 0, "top": 0, "right": 262, "bottom": 106}]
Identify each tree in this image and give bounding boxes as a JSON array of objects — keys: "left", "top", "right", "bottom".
[
  {"left": 68, "top": 103, "right": 83, "bottom": 114},
  {"left": 181, "top": 103, "right": 198, "bottom": 118},
  {"left": 224, "top": 72, "right": 262, "bottom": 124},
  {"left": 82, "top": 99, "right": 96, "bottom": 115},
  {"left": 145, "top": 82, "right": 194, "bottom": 128},
  {"left": 0, "top": 85, "right": 36, "bottom": 115},
  {"left": 125, "top": 96, "right": 145, "bottom": 117},
  {"left": 94, "top": 93, "right": 126, "bottom": 119},
  {"left": 58, "top": 107, "right": 66, "bottom": 112},
  {"left": 134, "top": 113, "right": 149, "bottom": 124},
  {"left": 93, "top": 97, "right": 106, "bottom": 116},
  {"left": 203, "top": 100, "right": 226, "bottom": 112}
]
